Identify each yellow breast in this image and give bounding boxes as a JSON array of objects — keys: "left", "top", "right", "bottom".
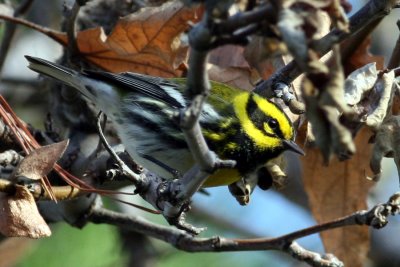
[{"left": 203, "top": 168, "right": 241, "bottom": 187}]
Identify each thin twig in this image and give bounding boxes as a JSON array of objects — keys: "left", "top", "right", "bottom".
[
  {"left": 214, "top": 3, "right": 276, "bottom": 35},
  {"left": 0, "top": 14, "right": 65, "bottom": 44},
  {"left": 0, "top": 177, "right": 82, "bottom": 200},
  {"left": 95, "top": 112, "right": 143, "bottom": 185},
  {"left": 87, "top": 192, "right": 400, "bottom": 267},
  {"left": 286, "top": 242, "right": 343, "bottom": 267},
  {"left": 254, "top": 0, "right": 400, "bottom": 97}
]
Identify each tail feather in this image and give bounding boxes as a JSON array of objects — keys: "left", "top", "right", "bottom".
[
  {"left": 25, "top": 56, "right": 81, "bottom": 90},
  {"left": 25, "top": 55, "right": 119, "bottom": 116}
]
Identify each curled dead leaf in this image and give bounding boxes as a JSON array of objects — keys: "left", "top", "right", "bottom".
[
  {"left": 365, "top": 70, "right": 396, "bottom": 129},
  {"left": 344, "top": 65, "right": 397, "bottom": 131},
  {"left": 228, "top": 155, "right": 289, "bottom": 205},
  {"left": 57, "top": 1, "right": 202, "bottom": 77},
  {"left": 207, "top": 64, "right": 258, "bottom": 91},
  {"left": 277, "top": 8, "right": 308, "bottom": 71},
  {"left": 0, "top": 185, "right": 51, "bottom": 238},
  {"left": 209, "top": 45, "right": 249, "bottom": 68},
  {"left": 228, "top": 179, "right": 252, "bottom": 206},
  {"left": 12, "top": 140, "right": 69, "bottom": 182},
  {"left": 302, "top": 46, "right": 355, "bottom": 162},
  {"left": 264, "top": 155, "right": 288, "bottom": 190},
  {"left": 370, "top": 116, "right": 400, "bottom": 181},
  {"left": 324, "top": 0, "right": 349, "bottom": 32},
  {"left": 344, "top": 63, "right": 378, "bottom": 105},
  {"left": 319, "top": 48, "right": 353, "bottom": 115},
  {"left": 282, "top": 0, "right": 350, "bottom": 32},
  {"left": 278, "top": 6, "right": 330, "bottom": 74}
]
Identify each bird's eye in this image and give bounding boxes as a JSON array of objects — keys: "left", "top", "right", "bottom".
[{"left": 268, "top": 119, "right": 278, "bottom": 130}]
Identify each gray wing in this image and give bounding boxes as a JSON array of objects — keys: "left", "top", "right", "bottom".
[{"left": 84, "top": 70, "right": 184, "bottom": 109}]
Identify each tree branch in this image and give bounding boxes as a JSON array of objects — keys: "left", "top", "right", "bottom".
[
  {"left": 254, "top": 0, "right": 400, "bottom": 97},
  {"left": 214, "top": 3, "right": 277, "bottom": 35},
  {"left": 88, "top": 192, "right": 400, "bottom": 267}
]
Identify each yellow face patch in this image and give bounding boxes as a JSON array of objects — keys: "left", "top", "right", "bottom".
[
  {"left": 252, "top": 94, "right": 293, "bottom": 140},
  {"left": 233, "top": 93, "right": 281, "bottom": 150}
]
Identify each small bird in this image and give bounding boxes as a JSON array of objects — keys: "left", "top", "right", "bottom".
[{"left": 25, "top": 56, "right": 304, "bottom": 188}]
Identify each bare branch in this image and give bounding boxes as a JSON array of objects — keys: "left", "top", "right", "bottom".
[
  {"left": 214, "top": 3, "right": 276, "bottom": 35},
  {"left": 0, "top": 178, "right": 81, "bottom": 200},
  {"left": 0, "top": 13, "right": 65, "bottom": 44},
  {"left": 95, "top": 112, "right": 143, "bottom": 185},
  {"left": 87, "top": 192, "right": 400, "bottom": 266},
  {"left": 286, "top": 242, "right": 343, "bottom": 267}
]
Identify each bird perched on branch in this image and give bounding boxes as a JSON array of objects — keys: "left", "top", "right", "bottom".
[{"left": 25, "top": 56, "right": 304, "bottom": 189}]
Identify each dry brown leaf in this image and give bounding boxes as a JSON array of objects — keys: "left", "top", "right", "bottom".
[
  {"left": 301, "top": 127, "right": 375, "bottom": 266},
  {"left": 344, "top": 63, "right": 378, "bottom": 106},
  {"left": 302, "top": 47, "right": 355, "bottom": 161},
  {"left": 265, "top": 155, "right": 287, "bottom": 190},
  {"left": 208, "top": 64, "right": 258, "bottom": 91},
  {"left": 12, "top": 140, "right": 69, "bottom": 181},
  {"left": 0, "top": 1, "right": 201, "bottom": 76},
  {"left": 322, "top": 0, "right": 349, "bottom": 32},
  {"left": 365, "top": 70, "right": 396, "bottom": 129},
  {"left": 0, "top": 185, "right": 51, "bottom": 238},
  {"left": 277, "top": 8, "right": 308, "bottom": 71},
  {"left": 342, "top": 36, "right": 384, "bottom": 75},
  {"left": 208, "top": 45, "right": 259, "bottom": 90},
  {"left": 244, "top": 36, "right": 286, "bottom": 79},
  {"left": 55, "top": 1, "right": 201, "bottom": 77},
  {"left": 209, "top": 45, "right": 249, "bottom": 68}
]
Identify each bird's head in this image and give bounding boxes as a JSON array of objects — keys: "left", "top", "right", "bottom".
[{"left": 233, "top": 92, "right": 304, "bottom": 156}]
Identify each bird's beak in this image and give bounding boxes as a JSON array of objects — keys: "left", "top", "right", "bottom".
[{"left": 283, "top": 140, "right": 305, "bottom": 156}]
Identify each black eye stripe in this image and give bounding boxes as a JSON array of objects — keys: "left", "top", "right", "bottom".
[
  {"left": 246, "top": 94, "right": 258, "bottom": 116},
  {"left": 246, "top": 94, "right": 263, "bottom": 130},
  {"left": 246, "top": 94, "right": 285, "bottom": 138}
]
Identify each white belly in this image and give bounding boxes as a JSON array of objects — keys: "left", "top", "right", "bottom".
[{"left": 116, "top": 123, "right": 194, "bottom": 179}]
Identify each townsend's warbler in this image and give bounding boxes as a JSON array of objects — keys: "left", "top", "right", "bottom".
[{"left": 25, "top": 56, "right": 304, "bottom": 188}]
